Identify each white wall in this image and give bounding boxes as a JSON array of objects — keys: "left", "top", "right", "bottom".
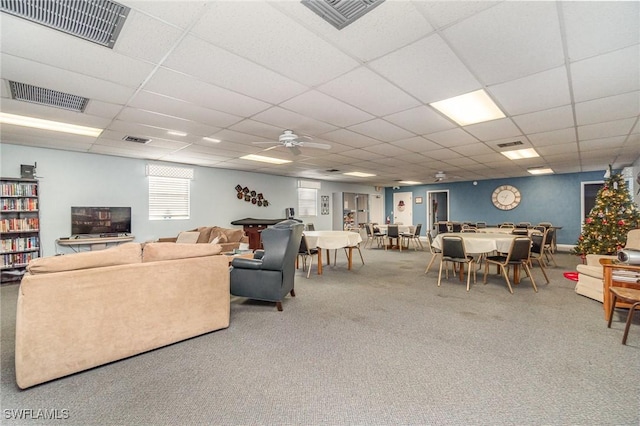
[{"left": 1, "top": 144, "right": 381, "bottom": 256}]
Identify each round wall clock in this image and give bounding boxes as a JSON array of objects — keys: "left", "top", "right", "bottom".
[{"left": 492, "top": 185, "right": 521, "bottom": 210}]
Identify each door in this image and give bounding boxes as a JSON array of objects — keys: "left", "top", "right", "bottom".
[
  {"left": 427, "top": 190, "right": 449, "bottom": 234},
  {"left": 392, "top": 192, "right": 412, "bottom": 225}
]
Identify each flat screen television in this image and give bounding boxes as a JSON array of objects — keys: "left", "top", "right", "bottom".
[{"left": 71, "top": 207, "right": 131, "bottom": 236}]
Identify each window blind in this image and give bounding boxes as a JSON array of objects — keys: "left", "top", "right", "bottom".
[
  {"left": 298, "top": 188, "right": 317, "bottom": 217},
  {"left": 147, "top": 165, "right": 193, "bottom": 220}
]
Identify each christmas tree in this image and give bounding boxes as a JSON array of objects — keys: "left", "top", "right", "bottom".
[{"left": 573, "top": 168, "right": 640, "bottom": 255}]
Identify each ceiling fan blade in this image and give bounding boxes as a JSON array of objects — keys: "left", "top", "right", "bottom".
[
  {"left": 289, "top": 146, "right": 302, "bottom": 156},
  {"left": 252, "top": 141, "right": 277, "bottom": 145},
  {"left": 301, "top": 142, "right": 331, "bottom": 150}
]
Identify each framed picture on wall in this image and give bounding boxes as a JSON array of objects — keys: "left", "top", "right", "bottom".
[{"left": 415, "top": 197, "right": 423, "bottom": 204}]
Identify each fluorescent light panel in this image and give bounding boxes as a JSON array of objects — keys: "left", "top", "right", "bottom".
[
  {"left": 501, "top": 148, "right": 539, "bottom": 160},
  {"left": 167, "top": 130, "right": 187, "bottom": 137},
  {"left": 430, "top": 89, "right": 505, "bottom": 126},
  {"left": 343, "top": 172, "right": 376, "bottom": 177},
  {"left": 528, "top": 168, "right": 554, "bottom": 175},
  {"left": 202, "top": 137, "right": 220, "bottom": 143},
  {"left": 240, "top": 154, "right": 291, "bottom": 165},
  {"left": 0, "top": 112, "right": 102, "bottom": 137},
  {"left": 399, "top": 180, "right": 421, "bottom": 185}
]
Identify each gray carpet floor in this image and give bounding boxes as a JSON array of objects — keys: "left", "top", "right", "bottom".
[{"left": 1, "top": 246, "right": 639, "bottom": 425}]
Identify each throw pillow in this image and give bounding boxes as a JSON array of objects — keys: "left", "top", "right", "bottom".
[
  {"left": 26, "top": 242, "right": 142, "bottom": 274},
  {"left": 142, "top": 243, "right": 222, "bottom": 262},
  {"left": 176, "top": 231, "right": 200, "bottom": 244},
  {"left": 210, "top": 236, "right": 220, "bottom": 244}
]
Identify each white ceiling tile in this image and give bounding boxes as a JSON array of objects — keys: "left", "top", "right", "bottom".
[
  {"left": 123, "top": 1, "right": 208, "bottom": 29},
  {"left": 579, "top": 136, "right": 627, "bottom": 151},
  {"left": 190, "top": 2, "right": 359, "bottom": 86},
  {"left": 318, "top": 67, "right": 421, "bottom": 117},
  {"left": 528, "top": 128, "right": 577, "bottom": 147},
  {"left": 512, "top": 105, "right": 575, "bottom": 134},
  {"left": 163, "top": 36, "right": 307, "bottom": 104},
  {"left": 571, "top": 45, "right": 640, "bottom": 103},
  {"left": 578, "top": 118, "right": 638, "bottom": 142},
  {"left": 464, "top": 118, "right": 523, "bottom": 141},
  {"left": 347, "top": 119, "right": 415, "bottom": 142},
  {"left": 575, "top": 92, "right": 640, "bottom": 126},
  {"left": 425, "top": 128, "right": 479, "bottom": 147},
  {"left": 537, "top": 142, "right": 579, "bottom": 156},
  {"left": 0, "top": 14, "right": 154, "bottom": 88},
  {"left": 249, "top": 107, "right": 338, "bottom": 136},
  {"left": 362, "top": 143, "right": 413, "bottom": 157},
  {"left": 279, "top": 91, "right": 373, "bottom": 128},
  {"left": 143, "top": 68, "right": 270, "bottom": 117},
  {"left": 562, "top": 1, "right": 640, "bottom": 61},
  {"left": 442, "top": 2, "right": 564, "bottom": 85},
  {"left": 414, "top": 1, "right": 501, "bottom": 28},
  {"left": 384, "top": 106, "right": 456, "bottom": 135},
  {"left": 369, "top": 34, "right": 480, "bottom": 104},
  {"left": 389, "top": 137, "right": 443, "bottom": 153},
  {"left": 117, "top": 108, "right": 221, "bottom": 137},
  {"left": 490, "top": 66, "right": 571, "bottom": 116},
  {"left": 319, "top": 129, "right": 382, "bottom": 149},
  {"left": 450, "top": 143, "right": 496, "bottom": 156}
]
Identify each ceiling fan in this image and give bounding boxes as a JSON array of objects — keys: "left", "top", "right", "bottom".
[
  {"left": 434, "top": 171, "right": 447, "bottom": 182},
  {"left": 252, "top": 130, "right": 331, "bottom": 155}
]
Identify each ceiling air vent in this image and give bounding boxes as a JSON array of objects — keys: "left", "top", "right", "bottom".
[
  {"left": 123, "top": 136, "right": 151, "bottom": 144},
  {"left": 301, "top": 0, "right": 385, "bottom": 30},
  {"left": 0, "top": 0, "right": 129, "bottom": 48},
  {"left": 326, "top": 168, "right": 340, "bottom": 172},
  {"left": 497, "top": 141, "right": 524, "bottom": 148},
  {"left": 9, "top": 81, "right": 89, "bottom": 112}
]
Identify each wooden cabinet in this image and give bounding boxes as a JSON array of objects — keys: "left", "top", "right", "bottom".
[
  {"left": 601, "top": 259, "right": 640, "bottom": 320},
  {"left": 1, "top": 178, "right": 41, "bottom": 283}
]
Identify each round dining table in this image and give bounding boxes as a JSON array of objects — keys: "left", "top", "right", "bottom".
[{"left": 303, "top": 230, "right": 363, "bottom": 274}]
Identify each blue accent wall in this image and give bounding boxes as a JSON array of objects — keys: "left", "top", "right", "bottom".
[{"left": 386, "top": 171, "right": 607, "bottom": 245}]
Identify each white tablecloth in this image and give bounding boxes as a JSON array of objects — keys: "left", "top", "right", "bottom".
[
  {"left": 304, "top": 231, "right": 362, "bottom": 249},
  {"left": 478, "top": 227, "right": 540, "bottom": 236},
  {"left": 432, "top": 232, "right": 517, "bottom": 254}
]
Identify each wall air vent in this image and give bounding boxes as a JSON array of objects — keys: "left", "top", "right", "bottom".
[
  {"left": 497, "top": 141, "right": 524, "bottom": 148},
  {"left": 9, "top": 81, "right": 89, "bottom": 112},
  {"left": 301, "top": 0, "right": 385, "bottom": 30},
  {"left": 0, "top": 0, "right": 129, "bottom": 48},
  {"left": 123, "top": 136, "right": 151, "bottom": 144}
]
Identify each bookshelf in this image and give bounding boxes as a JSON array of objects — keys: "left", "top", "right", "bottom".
[{"left": 1, "top": 177, "right": 41, "bottom": 283}]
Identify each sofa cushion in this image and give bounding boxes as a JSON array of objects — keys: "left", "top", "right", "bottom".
[
  {"left": 26, "top": 242, "right": 142, "bottom": 274},
  {"left": 220, "top": 227, "right": 245, "bottom": 243},
  {"left": 176, "top": 231, "right": 200, "bottom": 244},
  {"left": 142, "top": 242, "right": 223, "bottom": 262},
  {"left": 209, "top": 228, "right": 229, "bottom": 244},
  {"left": 576, "top": 264, "right": 604, "bottom": 279},
  {"left": 194, "top": 227, "right": 213, "bottom": 244}
]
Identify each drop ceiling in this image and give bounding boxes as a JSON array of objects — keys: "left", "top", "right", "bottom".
[{"left": 0, "top": 0, "right": 638, "bottom": 186}]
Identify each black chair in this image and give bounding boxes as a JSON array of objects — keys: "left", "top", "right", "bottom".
[
  {"left": 475, "top": 222, "right": 487, "bottom": 229},
  {"left": 401, "top": 224, "right": 423, "bottom": 251},
  {"left": 230, "top": 220, "right": 303, "bottom": 311},
  {"left": 483, "top": 237, "right": 537, "bottom": 294},
  {"left": 297, "top": 235, "right": 318, "bottom": 278},
  {"left": 438, "top": 236, "right": 476, "bottom": 291},
  {"left": 306, "top": 223, "right": 315, "bottom": 231},
  {"left": 437, "top": 222, "right": 449, "bottom": 234},
  {"left": 385, "top": 225, "right": 401, "bottom": 251},
  {"left": 542, "top": 228, "right": 558, "bottom": 267},
  {"left": 451, "top": 223, "right": 462, "bottom": 232}
]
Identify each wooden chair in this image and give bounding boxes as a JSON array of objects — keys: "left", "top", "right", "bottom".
[
  {"left": 297, "top": 235, "right": 318, "bottom": 278},
  {"left": 607, "top": 287, "right": 640, "bottom": 345},
  {"left": 529, "top": 233, "right": 550, "bottom": 284},
  {"left": 385, "top": 225, "right": 401, "bottom": 251},
  {"left": 424, "top": 231, "right": 441, "bottom": 273},
  {"left": 401, "top": 224, "right": 423, "bottom": 251}
]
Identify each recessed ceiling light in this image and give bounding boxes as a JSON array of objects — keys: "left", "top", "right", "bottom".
[
  {"left": 399, "top": 180, "right": 421, "bottom": 185},
  {"left": 528, "top": 167, "right": 554, "bottom": 175},
  {"left": 202, "top": 137, "right": 220, "bottom": 143},
  {"left": 343, "top": 172, "right": 376, "bottom": 177},
  {"left": 501, "top": 148, "right": 539, "bottom": 160},
  {"left": 167, "top": 130, "right": 187, "bottom": 137},
  {"left": 0, "top": 112, "right": 102, "bottom": 137},
  {"left": 429, "top": 89, "right": 505, "bottom": 126},
  {"left": 240, "top": 154, "right": 291, "bottom": 165}
]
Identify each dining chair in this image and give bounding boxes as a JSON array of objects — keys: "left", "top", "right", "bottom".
[
  {"left": 385, "top": 225, "right": 401, "bottom": 251},
  {"left": 401, "top": 224, "right": 423, "bottom": 251},
  {"left": 424, "top": 231, "right": 441, "bottom": 274},
  {"left": 483, "top": 237, "right": 537, "bottom": 294},
  {"left": 437, "top": 222, "right": 449, "bottom": 234},
  {"left": 475, "top": 221, "right": 487, "bottom": 229},
  {"left": 607, "top": 286, "right": 640, "bottom": 345},
  {"left": 529, "top": 233, "right": 550, "bottom": 284},
  {"left": 499, "top": 223, "right": 515, "bottom": 229},
  {"left": 297, "top": 235, "right": 318, "bottom": 278},
  {"left": 437, "top": 236, "right": 476, "bottom": 291},
  {"left": 306, "top": 223, "right": 315, "bottom": 231},
  {"left": 451, "top": 222, "right": 463, "bottom": 232},
  {"left": 542, "top": 227, "right": 558, "bottom": 267}
]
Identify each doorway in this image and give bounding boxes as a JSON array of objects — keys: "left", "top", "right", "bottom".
[
  {"left": 427, "top": 190, "right": 449, "bottom": 234},
  {"left": 581, "top": 181, "right": 604, "bottom": 226},
  {"left": 392, "top": 192, "right": 412, "bottom": 225}
]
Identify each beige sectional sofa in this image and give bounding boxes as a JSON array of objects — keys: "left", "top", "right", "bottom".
[
  {"left": 15, "top": 242, "right": 230, "bottom": 389},
  {"left": 575, "top": 254, "right": 617, "bottom": 302},
  {"left": 158, "top": 226, "right": 248, "bottom": 252}
]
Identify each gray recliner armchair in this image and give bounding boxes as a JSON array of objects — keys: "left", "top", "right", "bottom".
[{"left": 230, "top": 220, "right": 304, "bottom": 311}]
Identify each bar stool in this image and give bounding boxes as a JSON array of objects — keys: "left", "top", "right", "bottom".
[{"left": 607, "top": 287, "right": 640, "bottom": 345}]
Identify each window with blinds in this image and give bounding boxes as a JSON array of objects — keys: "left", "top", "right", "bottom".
[
  {"left": 297, "top": 188, "right": 317, "bottom": 217},
  {"left": 147, "top": 165, "right": 193, "bottom": 220}
]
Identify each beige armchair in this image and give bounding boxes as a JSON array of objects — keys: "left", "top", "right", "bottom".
[{"left": 574, "top": 229, "right": 640, "bottom": 302}]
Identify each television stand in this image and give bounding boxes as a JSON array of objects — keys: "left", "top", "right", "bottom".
[{"left": 56, "top": 235, "right": 135, "bottom": 253}]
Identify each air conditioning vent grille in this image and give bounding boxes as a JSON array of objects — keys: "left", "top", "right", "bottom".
[
  {"left": 123, "top": 136, "right": 151, "bottom": 144},
  {"left": 497, "top": 141, "right": 524, "bottom": 148},
  {"left": 0, "top": 0, "right": 129, "bottom": 48},
  {"left": 9, "top": 81, "right": 89, "bottom": 112},
  {"left": 301, "top": 0, "right": 385, "bottom": 30}
]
